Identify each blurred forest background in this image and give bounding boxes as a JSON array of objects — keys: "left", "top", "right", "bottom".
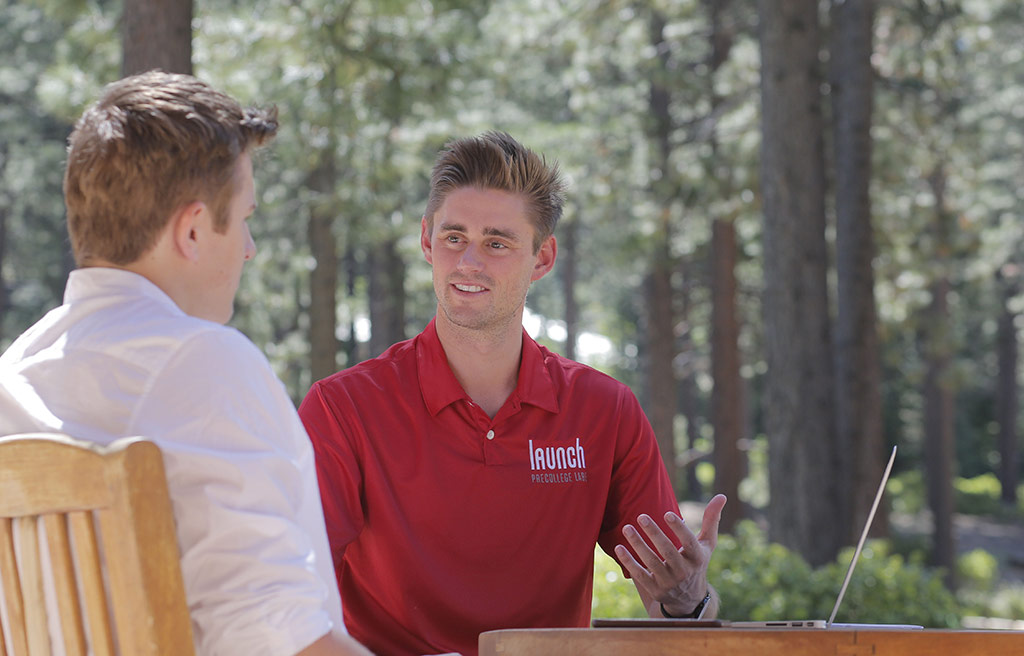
[{"left": 3, "top": 0, "right": 1024, "bottom": 626}]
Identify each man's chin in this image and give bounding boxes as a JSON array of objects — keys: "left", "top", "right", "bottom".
[
  {"left": 438, "top": 304, "right": 490, "bottom": 330},
  {"left": 438, "top": 305, "right": 525, "bottom": 335}
]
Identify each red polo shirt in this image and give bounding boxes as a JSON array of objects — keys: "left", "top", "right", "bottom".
[{"left": 299, "top": 319, "right": 679, "bottom": 656}]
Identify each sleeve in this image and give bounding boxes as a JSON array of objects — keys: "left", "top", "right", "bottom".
[
  {"left": 131, "top": 329, "right": 342, "bottom": 656},
  {"left": 596, "top": 384, "right": 683, "bottom": 574},
  {"left": 297, "top": 380, "right": 365, "bottom": 570}
]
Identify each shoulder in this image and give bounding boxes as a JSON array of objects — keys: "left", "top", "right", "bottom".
[
  {"left": 308, "top": 334, "right": 419, "bottom": 399},
  {"left": 148, "top": 322, "right": 290, "bottom": 420},
  {"left": 300, "top": 336, "right": 421, "bottom": 446},
  {"left": 165, "top": 322, "right": 272, "bottom": 379},
  {"left": 537, "top": 342, "right": 636, "bottom": 402},
  {"left": 135, "top": 323, "right": 303, "bottom": 452}
]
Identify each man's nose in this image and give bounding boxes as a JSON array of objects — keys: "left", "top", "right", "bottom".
[
  {"left": 243, "top": 224, "right": 257, "bottom": 261},
  {"left": 456, "top": 243, "right": 484, "bottom": 271}
]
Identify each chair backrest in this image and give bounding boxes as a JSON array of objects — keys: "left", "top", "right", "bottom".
[{"left": 0, "top": 434, "right": 194, "bottom": 656}]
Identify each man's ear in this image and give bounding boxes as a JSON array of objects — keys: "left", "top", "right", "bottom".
[
  {"left": 531, "top": 235, "right": 557, "bottom": 282},
  {"left": 421, "top": 216, "right": 434, "bottom": 265},
  {"left": 169, "top": 201, "right": 208, "bottom": 262}
]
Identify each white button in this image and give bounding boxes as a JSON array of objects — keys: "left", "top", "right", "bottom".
[{"left": 486, "top": 430, "right": 495, "bottom": 440}]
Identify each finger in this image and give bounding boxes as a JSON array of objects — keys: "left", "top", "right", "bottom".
[
  {"left": 638, "top": 514, "right": 689, "bottom": 567},
  {"left": 697, "top": 494, "right": 728, "bottom": 549},
  {"left": 614, "top": 542, "right": 652, "bottom": 582},
  {"left": 663, "top": 512, "right": 701, "bottom": 559},
  {"left": 621, "top": 521, "right": 666, "bottom": 572}
]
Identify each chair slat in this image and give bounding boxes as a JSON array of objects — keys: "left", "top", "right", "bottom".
[
  {"left": 68, "top": 511, "right": 114, "bottom": 656},
  {"left": 0, "top": 438, "right": 110, "bottom": 516},
  {"left": 15, "top": 516, "right": 51, "bottom": 656},
  {"left": 0, "top": 517, "right": 29, "bottom": 655},
  {"left": 92, "top": 441, "right": 193, "bottom": 655},
  {"left": 1, "top": 435, "right": 194, "bottom": 656},
  {"left": 43, "top": 514, "right": 87, "bottom": 656},
  {"left": 0, "top": 601, "right": 5, "bottom": 656}
]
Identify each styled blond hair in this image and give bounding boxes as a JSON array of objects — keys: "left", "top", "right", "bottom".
[
  {"left": 424, "top": 131, "right": 566, "bottom": 252},
  {"left": 64, "top": 70, "right": 278, "bottom": 265}
]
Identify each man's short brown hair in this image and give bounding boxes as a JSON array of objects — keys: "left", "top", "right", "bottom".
[
  {"left": 63, "top": 70, "right": 278, "bottom": 265},
  {"left": 424, "top": 131, "right": 566, "bottom": 252}
]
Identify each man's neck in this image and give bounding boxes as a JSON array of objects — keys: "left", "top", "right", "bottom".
[{"left": 434, "top": 312, "right": 524, "bottom": 419}]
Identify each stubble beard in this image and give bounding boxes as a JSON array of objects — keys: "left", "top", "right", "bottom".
[{"left": 435, "top": 278, "right": 530, "bottom": 336}]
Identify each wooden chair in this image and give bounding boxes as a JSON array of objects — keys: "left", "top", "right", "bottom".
[{"left": 0, "top": 434, "right": 194, "bottom": 655}]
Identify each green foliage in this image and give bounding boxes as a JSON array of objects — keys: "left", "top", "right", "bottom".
[
  {"left": 954, "top": 473, "right": 1015, "bottom": 516},
  {"left": 593, "top": 522, "right": 963, "bottom": 626},
  {"left": 708, "top": 522, "right": 960, "bottom": 627},
  {"left": 818, "top": 543, "right": 960, "bottom": 628},
  {"left": 709, "top": 522, "right": 826, "bottom": 621},
  {"left": 887, "top": 469, "right": 1024, "bottom": 521},
  {"left": 982, "top": 585, "right": 1024, "bottom": 621},
  {"left": 957, "top": 548, "right": 999, "bottom": 591},
  {"left": 0, "top": 2, "right": 81, "bottom": 346},
  {"left": 591, "top": 550, "right": 646, "bottom": 619},
  {"left": 955, "top": 550, "right": 1024, "bottom": 620},
  {"left": 888, "top": 470, "right": 926, "bottom": 516}
]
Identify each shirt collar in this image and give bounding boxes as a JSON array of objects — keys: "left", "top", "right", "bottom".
[
  {"left": 417, "top": 318, "right": 560, "bottom": 417},
  {"left": 64, "top": 267, "right": 184, "bottom": 316}
]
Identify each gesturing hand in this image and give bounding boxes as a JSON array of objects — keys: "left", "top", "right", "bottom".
[{"left": 614, "top": 494, "right": 727, "bottom": 618}]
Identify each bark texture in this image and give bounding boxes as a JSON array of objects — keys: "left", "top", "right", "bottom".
[{"left": 758, "top": 0, "right": 841, "bottom": 565}]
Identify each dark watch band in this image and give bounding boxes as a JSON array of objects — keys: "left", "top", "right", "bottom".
[{"left": 660, "top": 590, "right": 711, "bottom": 619}]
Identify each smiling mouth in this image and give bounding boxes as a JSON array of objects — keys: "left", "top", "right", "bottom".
[{"left": 453, "top": 283, "right": 487, "bottom": 293}]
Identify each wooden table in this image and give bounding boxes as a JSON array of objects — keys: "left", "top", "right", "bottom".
[{"left": 478, "top": 627, "right": 1024, "bottom": 655}]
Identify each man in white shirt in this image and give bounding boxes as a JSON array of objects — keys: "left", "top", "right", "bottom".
[{"left": 0, "top": 71, "right": 370, "bottom": 656}]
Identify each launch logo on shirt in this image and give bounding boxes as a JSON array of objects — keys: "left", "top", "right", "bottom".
[{"left": 528, "top": 438, "right": 588, "bottom": 483}]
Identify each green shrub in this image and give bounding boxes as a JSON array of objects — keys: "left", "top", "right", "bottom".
[
  {"left": 956, "top": 549, "right": 1024, "bottom": 619},
  {"left": 888, "top": 470, "right": 925, "bottom": 515},
  {"left": 955, "top": 473, "right": 1004, "bottom": 515},
  {"left": 985, "top": 584, "right": 1024, "bottom": 620},
  {"left": 593, "top": 520, "right": 964, "bottom": 627},
  {"left": 707, "top": 521, "right": 829, "bottom": 621},
  {"left": 818, "top": 542, "right": 960, "bottom": 627},
  {"left": 957, "top": 548, "right": 999, "bottom": 591},
  {"left": 709, "top": 522, "right": 960, "bottom": 627},
  {"left": 591, "top": 549, "right": 646, "bottom": 618}
]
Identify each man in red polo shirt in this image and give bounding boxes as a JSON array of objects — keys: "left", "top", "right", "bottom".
[{"left": 299, "top": 131, "right": 727, "bottom": 656}]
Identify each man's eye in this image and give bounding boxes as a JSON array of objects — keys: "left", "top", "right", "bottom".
[{"left": 489, "top": 241, "right": 507, "bottom": 249}]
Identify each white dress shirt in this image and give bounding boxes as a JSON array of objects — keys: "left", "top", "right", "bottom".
[{"left": 0, "top": 267, "right": 344, "bottom": 656}]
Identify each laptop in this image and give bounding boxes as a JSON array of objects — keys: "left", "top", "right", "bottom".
[
  {"left": 593, "top": 445, "right": 923, "bottom": 630},
  {"left": 727, "top": 445, "right": 921, "bottom": 630}
]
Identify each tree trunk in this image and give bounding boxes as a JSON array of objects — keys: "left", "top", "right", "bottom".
[
  {"left": 368, "top": 236, "right": 406, "bottom": 358},
  {"left": 643, "top": 9, "right": 680, "bottom": 495},
  {"left": 308, "top": 156, "right": 339, "bottom": 384},
  {"left": 678, "top": 267, "right": 704, "bottom": 501},
  {"left": 342, "top": 242, "right": 360, "bottom": 367},
  {"left": 923, "top": 166, "right": 957, "bottom": 589},
  {"left": 830, "top": 0, "right": 887, "bottom": 541},
  {"left": 646, "top": 225, "right": 679, "bottom": 494},
  {"left": 711, "top": 219, "right": 744, "bottom": 532},
  {"left": 757, "top": 0, "right": 840, "bottom": 566},
  {"left": 923, "top": 278, "right": 957, "bottom": 588},
  {"left": 995, "top": 267, "right": 1019, "bottom": 506},
  {"left": 703, "top": 0, "right": 742, "bottom": 519},
  {"left": 561, "top": 215, "right": 579, "bottom": 361},
  {"left": 122, "top": 0, "right": 193, "bottom": 76}
]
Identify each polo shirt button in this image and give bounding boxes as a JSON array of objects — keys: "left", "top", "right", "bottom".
[{"left": 486, "top": 430, "right": 495, "bottom": 440}]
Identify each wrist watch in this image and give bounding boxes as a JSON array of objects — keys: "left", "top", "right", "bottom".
[{"left": 660, "top": 590, "right": 711, "bottom": 619}]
